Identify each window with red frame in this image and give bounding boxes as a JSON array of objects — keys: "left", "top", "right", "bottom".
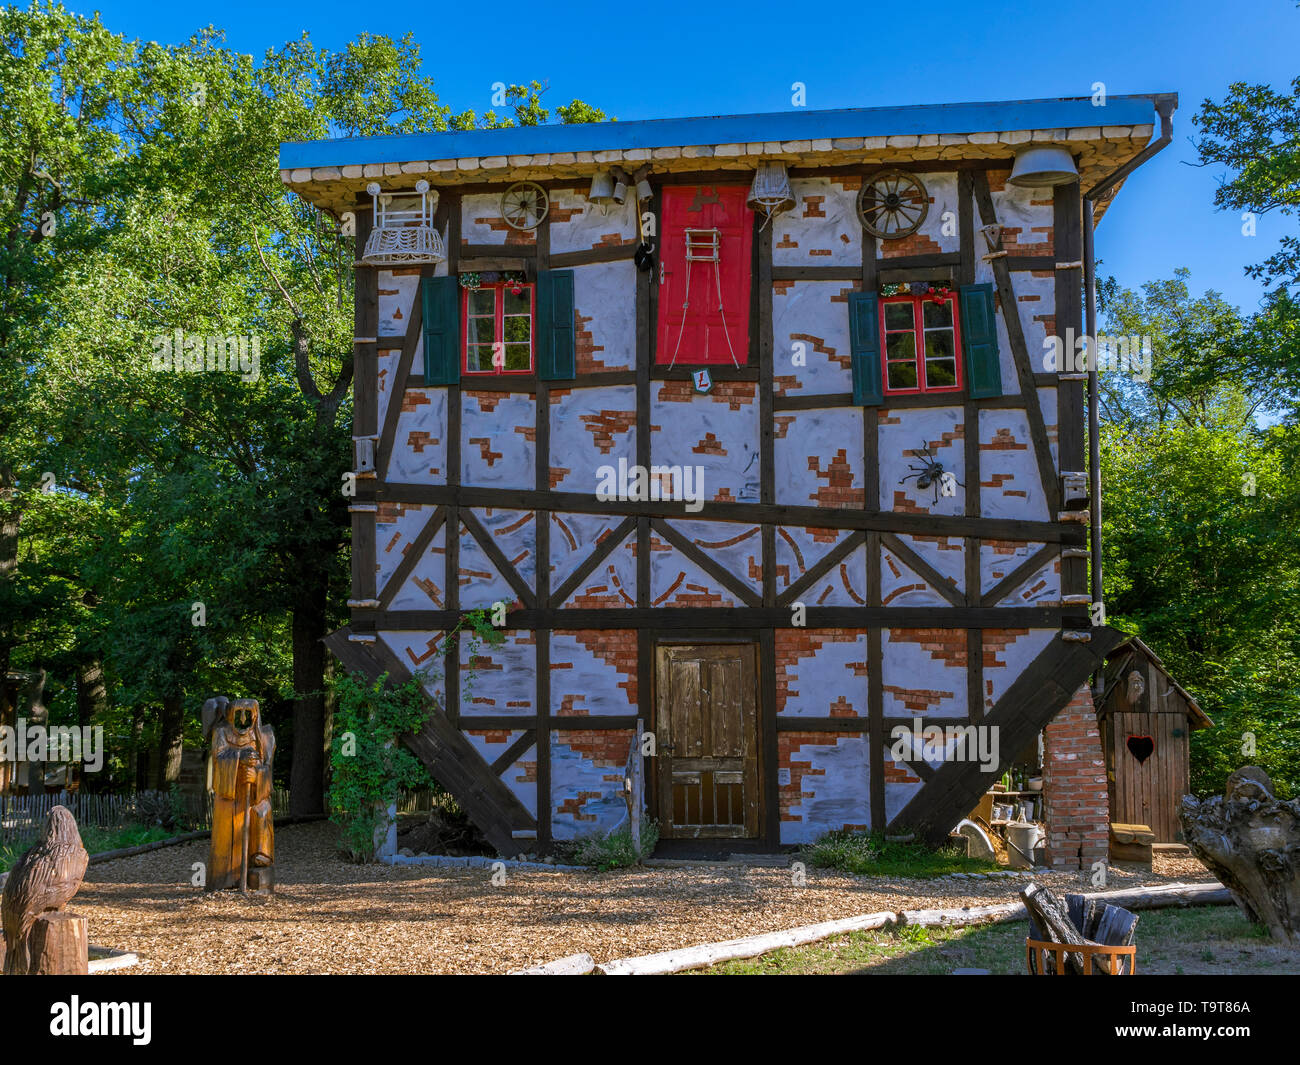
[
  {"left": 880, "top": 292, "right": 963, "bottom": 394},
  {"left": 463, "top": 282, "right": 534, "bottom": 374}
]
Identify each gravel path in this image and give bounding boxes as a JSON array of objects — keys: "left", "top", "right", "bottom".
[{"left": 78, "top": 822, "right": 1215, "bottom": 975}]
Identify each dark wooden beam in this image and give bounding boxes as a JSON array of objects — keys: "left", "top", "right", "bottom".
[
  {"left": 972, "top": 171, "right": 1062, "bottom": 517},
  {"left": 776, "top": 530, "right": 867, "bottom": 608},
  {"left": 879, "top": 531, "right": 966, "bottom": 608},
  {"left": 979, "top": 542, "right": 1060, "bottom": 608},
  {"left": 650, "top": 518, "right": 763, "bottom": 608},
  {"left": 361, "top": 605, "right": 1080, "bottom": 631},
  {"left": 459, "top": 507, "right": 537, "bottom": 610},
  {"left": 488, "top": 729, "right": 539, "bottom": 776},
  {"left": 548, "top": 516, "right": 637, "bottom": 608},
  {"left": 376, "top": 506, "right": 447, "bottom": 610},
  {"left": 372, "top": 484, "right": 1083, "bottom": 543}
]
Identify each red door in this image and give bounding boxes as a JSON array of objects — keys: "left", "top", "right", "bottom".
[{"left": 656, "top": 186, "right": 753, "bottom": 366}]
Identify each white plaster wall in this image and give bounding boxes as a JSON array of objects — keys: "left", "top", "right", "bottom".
[
  {"left": 983, "top": 628, "right": 1056, "bottom": 713},
  {"left": 778, "top": 632, "right": 868, "bottom": 717},
  {"left": 387, "top": 523, "right": 445, "bottom": 610},
  {"left": 775, "top": 526, "right": 851, "bottom": 593},
  {"left": 376, "top": 631, "right": 448, "bottom": 704},
  {"left": 881, "top": 629, "right": 966, "bottom": 719},
  {"left": 388, "top": 387, "right": 447, "bottom": 484},
  {"left": 772, "top": 177, "right": 862, "bottom": 267},
  {"left": 573, "top": 260, "right": 637, "bottom": 371},
  {"left": 557, "top": 528, "right": 637, "bottom": 608},
  {"left": 663, "top": 519, "right": 763, "bottom": 597},
  {"left": 649, "top": 536, "right": 740, "bottom": 607},
  {"left": 549, "top": 384, "right": 636, "bottom": 495},
  {"left": 550, "top": 632, "right": 638, "bottom": 715},
  {"left": 878, "top": 407, "right": 965, "bottom": 516},
  {"left": 774, "top": 407, "right": 864, "bottom": 509},
  {"left": 881, "top": 549, "right": 950, "bottom": 607},
  {"left": 650, "top": 388, "right": 760, "bottom": 503},
  {"left": 979, "top": 408, "right": 1050, "bottom": 521},
  {"left": 460, "top": 631, "right": 536, "bottom": 717},
  {"left": 461, "top": 392, "right": 536, "bottom": 489},
  {"left": 771, "top": 281, "right": 855, "bottom": 396},
  {"left": 780, "top": 735, "right": 871, "bottom": 844},
  {"left": 550, "top": 511, "right": 626, "bottom": 590},
  {"left": 803, "top": 541, "right": 868, "bottom": 606},
  {"left": 980, "top": 540, "right": 1048, "bottom": 596},
  {"left": 549, "top": 187, "right": 637, "bottom": 254}
]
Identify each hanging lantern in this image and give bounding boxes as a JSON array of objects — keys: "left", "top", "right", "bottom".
[
  {"left": 1007, "top": 146, "right": 1079, "bottom": 187},
  {"left": 361, "top": 179, "right": 445, "bottom": 265},
  {"left": 747, "top": 161, "right": 794, "bottom": 225}
]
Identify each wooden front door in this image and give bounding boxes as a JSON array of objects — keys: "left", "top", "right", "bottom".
[{"left": 655, "top": 643, "right": 760, "bottom": 839}]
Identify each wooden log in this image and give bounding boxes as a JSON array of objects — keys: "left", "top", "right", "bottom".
[
  {"left": 509, "top": 952, "right": 596, "bottom": 975},
  {"left": 1021, "top": 882, "right": 1091, "bottom": 974},
  {"left": 14, "top": 912, "right": 89, "bottom": 975},
  {"left": 597, "top": 911, "right": 897, "bottom": 975},
  {"left": 1180, "top": 767, "right": 1300, "bottom": 942},
  {"left": 898, "top": 902, "right": 1025, "bottom": 928},
  {"left": 1068, "top": 893, "right": 1139, "bottom": 974}
]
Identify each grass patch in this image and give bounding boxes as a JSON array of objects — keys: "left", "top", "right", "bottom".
[
  {"left": 553, "top": 818, "right": 660, "bottom": 871},
  {"left": 691, "top": 906, "right": 1299, "bottom": 976},
  {"left": 799, "top": 829, "right": 1000, "bottom": 879},
  {"left": 1, "top": 822, "right": 177, "bottom": 873}
]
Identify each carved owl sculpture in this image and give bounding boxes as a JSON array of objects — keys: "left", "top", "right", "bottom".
[{"left": 2, "top": 805, "right": 89, "bottom": 975}]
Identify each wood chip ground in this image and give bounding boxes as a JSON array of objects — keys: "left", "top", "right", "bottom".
[{"left": 79, "top": 822, "right": 1215, "bottom": 975}]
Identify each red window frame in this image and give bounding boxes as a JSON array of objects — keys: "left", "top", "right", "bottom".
[
  {"left": 461, "top": 282, "right": 535, "bottom": 375},
  {"left": 879, "top": 292, "right": 964, "bottom": 395}
]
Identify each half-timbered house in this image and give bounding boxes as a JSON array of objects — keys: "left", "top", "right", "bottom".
[{"left": 283, "top": 94, "right": 1178, "bottom": 867}]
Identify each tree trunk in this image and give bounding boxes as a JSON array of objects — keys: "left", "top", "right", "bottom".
[
  {"left": 75, "top": 657, "right": 107, "bottom": 730},
  {"left": 1180, "top": 766, "right": 1300, "bottom": 943},
  {"left": 155, "top": 693, "right": 184, "bottom": 789},
  {"left": 289, "top": 574, "right": 328, "bottom": 815},
  {"left": 129, "top": 705, "right": 145, "bottom": 790}
]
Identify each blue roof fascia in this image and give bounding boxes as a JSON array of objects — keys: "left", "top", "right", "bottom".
[{"left": 279, "top": 96, "right": 1161, "bottom": 171}]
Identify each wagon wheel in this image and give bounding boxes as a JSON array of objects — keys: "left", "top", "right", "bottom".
[
  {"left": 857, "top": 169, "right": 929, "bottom": 240},
  {"left": 501, "top": 181, "right": 549, "bottom": 230}
]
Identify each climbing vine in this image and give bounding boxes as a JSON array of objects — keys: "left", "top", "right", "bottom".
[{"left": 328, "top": 609, "right": 502, "bottom": 860}]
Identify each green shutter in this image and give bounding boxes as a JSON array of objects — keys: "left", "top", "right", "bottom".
[
  {"left": 422, "top": 275, "right": 460, "bottom": 386},
  {"left": 959, "top": 283, "right": 1002, "bottom": 399},
  {"left": 536, "top": 269, "right": 576, "bottom": 381},
  {"left": 848, "top": 291, "right": 882, "bottom": 406}
]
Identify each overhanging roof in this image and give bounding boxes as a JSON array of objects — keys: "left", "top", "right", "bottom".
[{"left": 280, "top": 95, "right": 1164, "bottom": 171}]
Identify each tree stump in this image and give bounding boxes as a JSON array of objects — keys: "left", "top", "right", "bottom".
[
  {"left": 7, "top": 912, "right": 89, "bottom": 975},
  {"left": 1180, "top": 766, "right": 1300, "bottom": 943}
]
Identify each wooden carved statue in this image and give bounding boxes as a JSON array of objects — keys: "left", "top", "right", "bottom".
[
  {"left": 2, "top": 805, "right": 90, "bottom": 974},
  {"left": 206, "top": 697, "right": 275, "bottom": 893}
]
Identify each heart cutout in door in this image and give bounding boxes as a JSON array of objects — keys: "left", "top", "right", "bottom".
[{"left": 1126, "top": 735, "right": 1155, "bottom": 764}]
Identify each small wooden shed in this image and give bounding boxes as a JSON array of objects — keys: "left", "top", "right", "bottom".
[{"left": 1096, "top": 637, "right": 1213, "bottom": 843}]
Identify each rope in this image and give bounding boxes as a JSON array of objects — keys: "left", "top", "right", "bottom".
[{"left": 668, "top": 227, "right": 740, "bottom": 368}]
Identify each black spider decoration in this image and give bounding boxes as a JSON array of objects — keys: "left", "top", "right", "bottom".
[{"left": 898, "top": 443, "right": 964, "bottom": 504}]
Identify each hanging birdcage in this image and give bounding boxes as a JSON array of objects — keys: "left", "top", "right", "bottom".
[
  {"left": 747, "top": 161, "right": 794, "bottom": 226},
  {"left": 362, "top": 180, "right": 446, "bottom": 265}
]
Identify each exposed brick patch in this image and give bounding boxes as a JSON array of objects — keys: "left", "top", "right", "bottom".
[
  {"left": 1043, "top": 684, "right": 1108, "bottom": 870},
  {"left": 981, "top": 427, "right": 1027, "bottom": 451},
  {"left": 802, "top": 196, "right": 826, "bottom": 218},
  {"left": 553, "top": 629, "right": 638, "bottom": 708},
  {"left": 466, "top": 390, "right": 501, "bottom": 413},
  {"left": 883, "top": 757, "right": 920, "bottom": 784},
  {"left": 888, "top": 628, "right": 968, "bottom": 670},
  {"left": 581, "top": 410, "right": 635, "bottom": 455},
  {"left": 655, "top": 380, "right": 756, "bottom": 411},
  {"left": 775, "top": 629, "right": 867, "bottom": 715},
  {"left": 879, "top": 228, "right": 943, "bottom": 259},
  {"left": 574, "top": 309, "right": 608, "bottom": 373},
  {"left": 465, "top": 217, "right": 536, "bottom": 245},
  {"left": 808, "top": 449, "right": 863, "bottom": 509},
  {"left": 790, "top": 332, "right": 848, "bottom": 370},
  {"left": 401, "top": 391, "right": 432, "bottom": 413},
  {"left": 468, "top": 437, "right": 503, "bottom": 466}
]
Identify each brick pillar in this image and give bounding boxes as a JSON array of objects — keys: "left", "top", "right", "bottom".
[{"left": 1042, "top": 684, "right": 1108, "bottom": 870}]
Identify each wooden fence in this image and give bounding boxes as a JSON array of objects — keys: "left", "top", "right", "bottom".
[
  {"left": 0, "top": 788, "right": 292, "bottom": 847},
  {"left": 0, "top": 787, "right": 441, "bottom": 848}
]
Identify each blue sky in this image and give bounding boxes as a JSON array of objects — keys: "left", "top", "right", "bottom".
[{"left": 83, "top": 0, "right": 1299, "bottom": 314}]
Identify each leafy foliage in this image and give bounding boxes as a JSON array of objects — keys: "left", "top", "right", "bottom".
[
  {"left": 328, "top": 610, "right": 501, "bottom": 861},
  {"left": 554, "top": 818, "right": 659, "bottom": 871}
]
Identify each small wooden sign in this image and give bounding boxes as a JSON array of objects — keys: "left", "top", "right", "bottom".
[{"left": 693, "top": 369, "right": 713, "bottom": 394}]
